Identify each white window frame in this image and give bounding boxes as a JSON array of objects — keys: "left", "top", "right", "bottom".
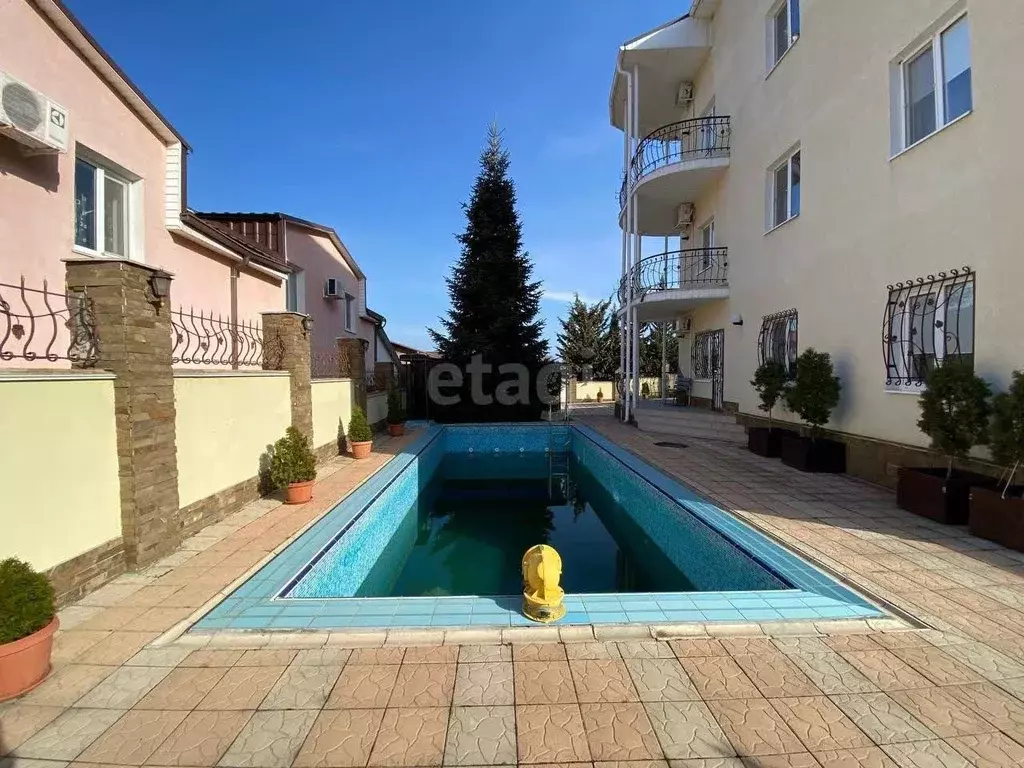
[
  {"left": 698, "top": 218, "right": 715, "bottom": 274},
  {"left": 767, "top": 0, "right": 800, "bottom": 74},
  {"left": 73, "top": 148, "right": 143, "bottom": 261},
  {"left": 286, "top": 270, "right": 306, "bottom": 314},
  {"left": 892, "top": 11, "right": 972, "bottom": 157},
  {"left": 766, "top": 147, "right": 800, "bottom": 232},
  {"left": 344, "top": 293, "right": 355, "bottom": 332}
]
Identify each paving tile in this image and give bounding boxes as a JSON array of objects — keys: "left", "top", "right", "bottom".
[
  {"left": 136, "top": 667, "right": 227, "bottom": 709},
  {"left": 770, "top": 696, "right": 873, "bottom": 752},
  {"left": 458, "top": 644, "right": 512, "bottom": 663},
  {"left": 946, "top": 731, "right": 1024, "bottom": 767},
  {"left": 618, "top": 641, "right": 676, "bottom": 659},
  {"left": 731, "top": 654, "right": 821, "bottom": 698},
  {"left": 788, "top": 653, "right": 879, "bottom": 695},
  {"left": 580, "top": 702, "right": 663, "bottom": 762},
  {"left": 77, "top": 709, "right": 187, "bottom": 765},
  {"left": 444, "top": 705, "right": 517, "bottom": 766},
  {"left": 197, "top": 666, "right": 286, "bottom": 710},
  {"left": 665, "top": 759, "right": 742, "bottom": 768},
  {"left": 942, "top": 682, "right": 1024, "bottom": 741},
  {"left": 571, "top": 659, "right": 640, "bottom": 703},
  {"left": 515, "top": 660, "right": 577, "bottom": 705},
  {"left": 454, "top": 661, "right": 514, "bottom": 706},
  {"left": 73, "top": 666, "right": 171, "bottom": 709},
  {"left": 772, "top": 637, "right": 832, "bottom": 656},
  {"left": 706, "top": 698, "right": 805, "bottom": 757},
  {"left": 291, "top": 708, "right": 383, "bottom": 767},
  {"left": 123, "top": 607, "right": 194, "bottom": 632},
  {"left": 889, "top": 647, "right": 985, "bottom": 686},
  {"left": 15, "top": 709, "right": 124, "bottom": 761},
  {"left": 644, "top": 701, "right": 735, "bottom": 761},
  {"left": 625, "top": 657, "right": 700, "bottom": 702},
  {"left": 677, "top": 656, "right": 760, "bottom": 700},
  {"left": 822, "top": 636, "right": 882, "bottom": 653},
  {"left": 181, "top": 649, "right": 247, "bottom": 667},
  {"left": 0, "top": 705, "right": 65, "bottom": 755},
  {"left": 347, "top": 647, "right": 405, "bottom": 665},
  {"left": 566, "top": 642, "right": 623, "bottom": 660},
  {"left": 148, "top": 709, "right": 254, "bottom": 766},
  {"left": 828, "top": 693, "right": 937, "bottom": 745},
  {"left": 124, "top": 646, "right": 194, "bottom": 667},
  {"left": 839, "top": 652, "right": 933, "bottom": 692},
  {"left": 514, "top": 643, "right": 568, "bottom": 662},
  {"left": 75, "top": 606, "right": 148, "bottom": 632},
  {"left": 516, "top": 703, "right": 592, "bottom": 764},
  {"left": 880, "top": 740, "right": 972, "bottom": 768},
  {"left": 325, "top": 663, "right": 400, "bottom": 709},
  {"left": 218, "top": 709, "right": 318, "bottom": 768},
  {"left": 736, "top": 756, "right": 820, "bottom": 767},
  {"left": 888, "top": 687, "right": 997, "bottom": 739},
  {"left": 291, "top": 647, "right": 351, "bottom": 666},
  {"left": 401, "top": 644, "right": 458, "bottom": 664},
  {"left": 74, "top": 631, "right": 158, "bottom": 666},
  {"left": 2, "top": 758, "right": 71, "bottom": 768},
  {"left": 259, "top": 664, "right": 343, "bottom": 710},
  {"left": 941, "top": 642, "right": 1024, "bottom": 681},
  {"left": 810, "top": 747, "right": 898, "bottom": 767},
  {"left": 50, "top": 630, "right": 111, "bottom": 664},
  {"left": 669, "top": 639, "right": 728, "bottom": 658},
  {"left": 367, "top": 707, "right": 447, "bottom": 767},
  {"left": 387, "top": 662, "right": 455, "bottom": 707},
  {"left": 23, "top": 664, "right": 113, "bottom": 707},
  {"left": 721, "top": 638, "right": 778, "bottom": 657}
]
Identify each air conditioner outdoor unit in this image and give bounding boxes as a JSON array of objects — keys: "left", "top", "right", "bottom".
[
  {"left": 324, "top": 278, "right": 341, "bottom": 299},
  {"left": 0, "top": 71, "right": 68, "bottom": 154},
  {"left": 675, "top": 81, "right": 694, "bottom": 108},
  {"left": 675, "top": 203, "right": 695, "bottom": 231}
]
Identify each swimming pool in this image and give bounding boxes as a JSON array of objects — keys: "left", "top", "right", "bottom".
[{"left": 190, "top": 424, "right": 884, "bottom": 631}]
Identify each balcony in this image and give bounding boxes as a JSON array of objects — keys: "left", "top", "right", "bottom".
[
  {"left": 619, "top": 116, "right": 731, "bottom": 235},
  {"left": 618, "top": 247, "right": 729, "bottom": 322}
]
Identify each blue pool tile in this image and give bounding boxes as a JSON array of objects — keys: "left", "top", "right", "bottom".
[
  {"left": 625, "top": 611, "right": 667, "bottom": 622},
  {"left": 310, "top": 615, "right": 348, "bottom": 629},
  {"left": 356, "top": 603, "right": 398, "bottom": 616},
  {"left": 618, "top": 599, "right": 661, "bottom": 612},
  {"left": 319, "top": 602, "right": 361, "bottom": 616},
  {"left": 269, "top": 615, "right": 313, "bottom": 629},
  {"left": 778, "top": 607, "right": 820, "bottom": 619},
  {"left": 690, "top": 598, "right": 733, "bottom": 610},
  {"left": 561, "top": 612, "right": 591, "bottom": 624},
  {"left": 731, "top": 598, "right": 770, "bottom": 610},
  {"left": 739, "top": 608, "right": 784, "bottom": 621},
  {"left": 388, "top": 615, "right": 435, "bottom": 628},
  {"left": 430, "top": 614, "right": 472, "bottom": 627},
  {"left": 470, "top": 614, "right": 508, "bottom": 626},
  {"left": 588, "top": 612, "right": 630, "bottom": 624},
  {"left": 662, "top": 610, "right": 705, "bottom": 622},
  {"left": 347, "top": 615, "right": 393, "bottom": 627},
  {"left": 701, "top": 609, "right": 744, "bottom": 622}
]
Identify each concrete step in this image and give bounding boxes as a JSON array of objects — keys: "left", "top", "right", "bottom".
[
  {"left": 633, "top": 410, "right": 747, "bottom": 444},
  {"left": 633, "top": 405, "right": 739, "bottom": 425}
]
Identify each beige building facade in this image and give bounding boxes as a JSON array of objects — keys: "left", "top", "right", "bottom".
[{"left": 613, "top": 0, "right": 1022, "bottom": 470}]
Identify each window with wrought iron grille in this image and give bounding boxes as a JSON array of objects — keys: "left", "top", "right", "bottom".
[
  {"left": 691, "top": 331, "right": 714, "bottom": 379},
  {"left": 758, "top": 310, "right": 798, "bottom": 378},
  {"left": 883, "top": 267, "right": 974, "bottom": 388}
]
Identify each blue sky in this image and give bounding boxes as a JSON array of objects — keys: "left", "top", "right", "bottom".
[{"left": 66, "top": 0, "right": 685, "bottom": 350}]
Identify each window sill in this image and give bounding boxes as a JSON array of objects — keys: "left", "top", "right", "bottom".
[
  {"left": 884, "top": 385, "right": 926, "bottom": 396},
  {"left": 72, "top": 245, "right": 134, "bottom": 260},
  {"left": 765, "top": 37, "right": 799, "bottom": 80},
  {"left": 890, "top": 110, "right": 973, "bottom": 161},
  {"left": 764, "top": 213, "right": 799, "bottom": 235}
]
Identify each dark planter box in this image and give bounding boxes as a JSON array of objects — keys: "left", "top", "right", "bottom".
[
  {"left": 897, "top": 467, "right": 998, "bottom": 525},
  {"left": 780, "top": 434, "right": 847, "bottom": 473},
  {"left": 969, "top": 485, "right": 1024, "bottom": 550},
  {"left": 748, "top": 427, "right": 797, "bottom": 458}
]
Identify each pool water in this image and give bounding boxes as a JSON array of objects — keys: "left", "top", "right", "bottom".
[{"left": 358, "top": 454, "right": 697, "bottom": 597}]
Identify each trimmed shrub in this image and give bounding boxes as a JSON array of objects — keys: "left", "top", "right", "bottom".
[
  {"left": 989, "top": 370, "right": 1024, "bottom": 496},
  {"left": 0, "top": 558, "right": 55, "bottom": 645},
  {"left": 785, "top": 349, "right": 841, "bottom": 438},
  {"left": 386, "top": 386, "right": 406, "bottom": 425},
  {"left": 348, "top": 405, "right": 373, "bottom": 443},
  {"left": 918, "top": 359, "right": 991, "bottom": 480},
  {"left": 751, "top": 360, "right": 789, "bottom": 430},
  {"left": 269, "top": 426, "right": 316, "bottom": 489}
]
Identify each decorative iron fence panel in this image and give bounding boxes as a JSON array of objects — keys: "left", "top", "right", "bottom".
[
  {"left": 627, "top": 248, "right": 728, "bottom": 302},
  {"left": 757, "top": 309, "right": 798, "bottom": 378},
  {"left": 170, "top": 307, "right": 264, "bottom": 369},
  {"left": 0, "top": 277, "right": 98, "bottom": 367}
]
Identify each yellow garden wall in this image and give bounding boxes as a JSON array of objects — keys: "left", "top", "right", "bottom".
[
  {"left": 311, "top": 379, "right": 353, "bottom": 450},
  {"left": 175, "top": 372, "right": 291, "bottom": 508},
  {"left": 367, "top": 391, "right": 388, "bottom": 426},
  {"left": 575, "top": 378, "right": 662, "bottom": 401},
  {"left": 0, "top": 374, "right": 121, "bottom": 571}
]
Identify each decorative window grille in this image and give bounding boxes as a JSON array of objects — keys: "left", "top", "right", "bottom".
[
  {"left": 692, "top": 330, "right": 714, "bottom": 379},
  {"left": 757, "top": 309, "right": 798, "bottom": 378},
  {"left": 882, "top": 266, "right": 974, "bottom": 387}
]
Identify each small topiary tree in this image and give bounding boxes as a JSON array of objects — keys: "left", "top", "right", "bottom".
[
  {"left": 386, "top": 386, "right": 406, "bottom": 425},
  {"left": 0, "top": 558, "right": 55, "bottom": 645},
  {"left": 989, "top": 370, "right": 1024, "bottom": 497},
  {"left": 269, "top": 426, "right": 316, "bottom": 489},
  {"left": 641, "top": 381, "right": 651, "bottom": 399},
  {"left": 596, "top": 387, "right": 604, "bottom": 401},
  {"left": 917, "top": 359, "right": 991, "bottom": 481},
  {"left": 751, "top": 360, "right": 789, "bottom": 431},
  {"left": 348, "top": 404, "right": 373, "bottom": 443},
  {"left": 785, "top": 349, "right": 841, "bottom": 439}
]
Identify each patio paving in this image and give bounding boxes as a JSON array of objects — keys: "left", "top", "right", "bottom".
[{"left": 4, "top": 414, "right": 1024, "bottom": 767}]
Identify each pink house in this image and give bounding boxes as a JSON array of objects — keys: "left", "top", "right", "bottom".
[{"left": 0, "top": 0, "right": 289, "bottom": 367}]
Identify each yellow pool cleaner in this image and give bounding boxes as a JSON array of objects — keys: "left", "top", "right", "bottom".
[{"left": 521, "top": 544, "right": 566, "bottom": 623}]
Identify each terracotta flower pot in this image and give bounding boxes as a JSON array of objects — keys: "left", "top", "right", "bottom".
[
  {"left": 350, "top": 440, "right": 372, "bottom": 459},
  {"left": 284, "top": 480, "right": 314, "bottom": 505},
  {"left": 0, "top": 616, "right": 59, "bottom": 702},
  {"left": 388, "top": 423, "right": 405, "bottom": 437}
]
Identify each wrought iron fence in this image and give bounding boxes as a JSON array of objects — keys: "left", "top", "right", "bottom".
[
  {"left": 170, "top": 307, "right": 264, "bottom": 369},
  {"left": 619, "top": 115, "right": 732, "bottom": 207},
  {"left": 364, "top": 369, "right": 388, "bottom": 393},
  {"left": 311, "top": 349, "right": 341, "bottom": 379},
  {"left": 624, "top": 248, "right": 729, "bottom": 302},
  {"left": 0, "top": 277, "right": 98, "bottom": 366}
]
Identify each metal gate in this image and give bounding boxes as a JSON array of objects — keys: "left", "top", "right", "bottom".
[
  {"left": 709, "top": 329, "right": 725, "bottom": 412},
  {"left": 403, "top": 355, "right": 438, "bottom": 420}
]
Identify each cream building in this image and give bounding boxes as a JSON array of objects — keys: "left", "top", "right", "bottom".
[{"left": 612, "top": 0, "right": 1021, "bottom": 483}]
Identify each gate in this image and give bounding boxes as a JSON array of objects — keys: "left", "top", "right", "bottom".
[
  {"left": 403, "top": 355, "right": 437, "bottom": 420},
  {"left": 709, "top": 329, "right": 725, "bottom": 412}
]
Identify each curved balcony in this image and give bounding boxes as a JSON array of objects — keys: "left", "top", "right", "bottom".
[{"left": 618, "top": 247, "right": 729, "bottom": 321}]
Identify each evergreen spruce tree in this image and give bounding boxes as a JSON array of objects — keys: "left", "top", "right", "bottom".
[
  {"left": 556, "top": 294, "right": 609, "bottom": 378},
  {"left": 429, "top": 123, "right": 547, "bottom": 368},
  {"left": 639, "top": 322, "right": 678, "bottom": 377},
  {"left": 596, "top": 309, "right": 621, "bottom": 381}
]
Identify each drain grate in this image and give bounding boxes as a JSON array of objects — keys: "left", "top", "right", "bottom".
[{"left": 653, "top": 441, "right": 689, "bottom": 449}]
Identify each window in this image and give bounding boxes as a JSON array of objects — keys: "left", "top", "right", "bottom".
[
  {"left": 74, "top": 154, "right": 135, "bottom": 258},
  {"left": 691, "top": 331, "right": 713, "bottom": 379},
  {"left": 699, "top": 218, "right": 715, "bottom": 272},
  {"left": 768, "top": 0, "right": 800, "bottom": 70},
  {"left": 758, "top": 309, "right": 798, "bottom": 378},
  {"left": 897, "top": 14, "right": 972, "bottom": 151},
  {"left": 883, "top": 267, "right": 975, "bottom": 388},
  {"left": 768, "top": 148, "right": 800, "bottom": 230},
  {"left": 344, "top": 293, "right": 354, "bottom": 332},
  {"left": 286, "top": 271, "right": 306, "bottom": 313}
]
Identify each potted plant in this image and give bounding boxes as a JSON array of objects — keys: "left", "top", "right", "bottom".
[
  {"left": 348, "top": 404, "right": 373, "bottom": 459},
  {"left": 781, "top": 349, "right": 846, "bottom": 473},
  {"left": 0, "top": 558, "right": 57, "bottom": 701},
  {"left": 596, "top": 388, "right": 604, "bottom": 403},
  {"left": 898, "top": 359, "right": 993, "bottom": 524},
  {"left": 386, "top": 386, "right": 406, "bottom": 437},
  {"left": 748, "top": 360, "right": 794, "bottom": 458},
  {"left": 971, "top": 371, "right": 1024, "bottom": 548},
  {"left": 641, "top": 381, "right": 651, "bottom": 400},
  {"left": 270, "top": 426, "right": 317, "bottom": 504}
]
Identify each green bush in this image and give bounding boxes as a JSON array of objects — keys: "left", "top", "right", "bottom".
[
  {"left": 785, "top": 349, "right": 841, "bottom": 438},
  {"left": 751, "top": 360, "right": 789, "bottom": 430},
  {"left": 0, "top": 558, "right": 55, "bottom": 645},
  {"left": 596, "top": 388, "right": 604, "bottom": 400},
  {"left": 989, "top": 370, "right": 1024, "bottom": 496},
  {"left": 386, "top": 386, "right": 406, "bottom": 425},
  {"left": 348, "top": 405, "right": 373, "bottom": 443},
  {"left": 917, "top": 359, "right": 991, "bottom": 480},
  {"left": 269, "top": 426, "right": 316, "bottom": 489}
]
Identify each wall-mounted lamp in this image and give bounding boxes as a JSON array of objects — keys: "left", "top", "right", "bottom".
[
  {"left": 147, "top": 271, "right": 172, "bottom": 304},
  {"left": 730, "top": 313, "right": 743, "bottom": 326},
  {"left": 301, "top": 315, "right": 313, "bottom": 333}
]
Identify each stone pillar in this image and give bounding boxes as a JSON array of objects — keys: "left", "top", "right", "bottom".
[
  {"left": 65, "top": 258, "right": 179, "bottom": 569},
  {"left": 262, "top": 312, "right": 313, "bottom": 440},
  {"left": 337, "top": 337, "right": 368, "bottom": 411}
]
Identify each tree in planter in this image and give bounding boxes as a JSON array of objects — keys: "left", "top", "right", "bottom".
[
  {"left": 785, "top": 349, "right": 841, "bottom": 438},
  {"left": 751, "top": 360, "right": 789, "bottom": 431},
  {"left": 989, "top": 370, "right": 1024, "bottom": 498},
  {"left": 348, "top": 405, "right": 374, "bottom": 444},
  {"left": 386, "top": 386, "right": 406, "bottom": 426},
  {"left": 269, "top": 427, "right": 316, "bottom": 490},
  {"left": 0, "top": 558, "right": 54, "bottom": 646},
  {"left": 917, "top": 359, "right": 991, "bottom": 481}
]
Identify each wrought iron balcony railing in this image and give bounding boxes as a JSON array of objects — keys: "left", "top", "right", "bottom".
[
  {"left": 619, "top": 115, "right": 732, "bottom": 208},
  {"left": 618, "top": 247, "right": 729, "bottom": 305}
]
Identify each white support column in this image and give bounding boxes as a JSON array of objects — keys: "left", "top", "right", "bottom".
[
  {"left": 631, "top": 305, "right": 640, "bottom": 413},
  {"left": 619, "top": 88, "right": 631, "bottom": 422}
]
